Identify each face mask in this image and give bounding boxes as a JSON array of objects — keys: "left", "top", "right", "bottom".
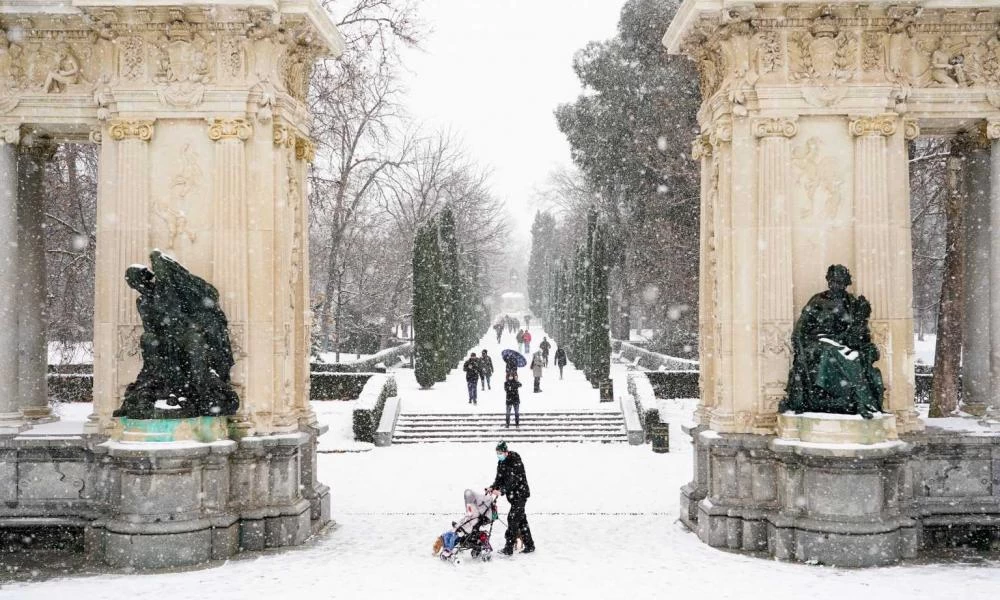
[{"left": 497, "top": 453, "right": 506, "bottom": 462}]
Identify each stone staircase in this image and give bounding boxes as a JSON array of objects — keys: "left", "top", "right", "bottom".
[{"left": 391, "top": 411, "right": 628, "bottom": 444}]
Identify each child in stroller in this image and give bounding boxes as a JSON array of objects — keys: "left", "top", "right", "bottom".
[{"left": 432, "top": 489, "right": 498, "bottom": 564}]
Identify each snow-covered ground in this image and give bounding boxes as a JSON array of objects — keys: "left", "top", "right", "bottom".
[{"left": 6, "top": 332, "right": 999, "bottom": 599}]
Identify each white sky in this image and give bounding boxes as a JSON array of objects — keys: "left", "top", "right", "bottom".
[{"left": 399, "top": 0, "right": 627, "bottom": 245}]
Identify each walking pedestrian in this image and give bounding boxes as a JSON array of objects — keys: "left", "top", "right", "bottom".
[
  {"left": 524, "top": 314, "right": 531, "bottom": 329},
  {"left": 554, "top": 347, "right": 567, "bottom": 380},
  {"left": 463, "top": 352, "right": 480, "bottom": 405},
  {"left": 489, "top": 441, "right": 534, "bottom": 555},
  {"left": 530, "top": 351, "right": 543, "bottom": 393},
  {"left": 516, "top": 329, "right": 525, "bottom": 353},
  {"left": 522, "top": 329, "right": 532, "bottom": 355},
  {"left": 494, "top": 322, "right": 504, "bottom": 343},
  {"left": 539, "top": 337, "right": 551, "bottom": 367},
  {"left": 480, "top": 349, "right": 494, "bottom": 391},
  {"left": 503, "top": 374, "right": 522, "bottom": 428},
  {"left": 503, "top": 354, "right": 517, "bottom": 378}
]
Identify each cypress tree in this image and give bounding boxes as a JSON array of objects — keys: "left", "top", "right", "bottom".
[
  {"left": 413, "top": 223, "right": 441, "bottom": 389},
  {"left": 590, "top": 219, "right": 611, "bottom": 386},
  {"left": 438, "top": 206, "right": 461, "bottom": 367}
]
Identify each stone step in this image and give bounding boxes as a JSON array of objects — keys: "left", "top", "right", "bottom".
[{"left": 392, "top": 433, "right": 628, "bottom": 444}]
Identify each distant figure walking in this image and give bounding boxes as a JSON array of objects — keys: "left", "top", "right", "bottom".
[
  {"left": 516, "top": 329, "right": 525, "bottom": 353},
  {"left": 554, "top": 347, "right": 567, "bottom": 380},
  {"left": 504, "top": 374, "right": 522, "bottom": 428},
  {"left": 530, "top": 352, "right": 543, "bottom": 393},
  {"left": 523, "top": 329, "right": 532, "bottom": 355},
  {"left": 480, "top": 349, "right": 494, "bottom": 391},
  {"left": 463, "top": 353, "right": 480, "bottom": 405},
  {"left": 524, "top": 315, "right": 531, "bottom": 329},
  {"left": 494, "top": 322, "right": 504, "bottom": 343},
  {"left": 539, "top": 337, "right": 551, "bottom": 367}
]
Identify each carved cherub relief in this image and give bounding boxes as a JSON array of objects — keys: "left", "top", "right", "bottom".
[{"left": 792, "top": 137, "right": 845, "bottom": 221}]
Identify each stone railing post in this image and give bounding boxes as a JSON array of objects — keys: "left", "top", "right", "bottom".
[{"left": 754, "top": 117, "right": 798, "bottom": 431}]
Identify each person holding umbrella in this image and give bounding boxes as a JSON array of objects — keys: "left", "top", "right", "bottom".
[{"left": 501, "top": 348, "right": 526, "bottom": 378}]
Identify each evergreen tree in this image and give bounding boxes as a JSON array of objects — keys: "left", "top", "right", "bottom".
[
  {"left": 438, "top": 206, "right": 461, "bottom": 368},
  {"left": 413, "top": 223, "right": 442, "bottom": 388},
  {"left": 528, "top": 211, "right": 558, "bottom": 322},
  {"left": 589, "top": 218, "right": 611, "bottom": 386}
]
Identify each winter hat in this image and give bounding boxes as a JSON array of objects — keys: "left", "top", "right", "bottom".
[{"left": 496, "top": 441, "right": 508, "bottom": 452}]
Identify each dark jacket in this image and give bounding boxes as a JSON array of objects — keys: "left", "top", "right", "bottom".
[
  {"left": 539, "top": 340, "right": 551, "bottom": 353},
  {"left": 554, "top": 348, "right": 567, "bottom": 367},
  {"left": 480, "top": 355, "right": 494, "bottom": 376},
  {"left": 492, "top": 451, "right": 530, "bottom": 502},
  {"left": 504, "top": 378, "right": 522, "bottom": 405},
  {"left": 463, "top": 357, "right": 480, "bottom": 382},
  {"left": 504, "top": 356, "right": 518, "bottom": 376}
]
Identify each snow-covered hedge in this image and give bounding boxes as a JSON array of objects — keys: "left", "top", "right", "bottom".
[
  {"left": 626, "top": 372, "right": 661, "bottom": 442},
  {"left": 322, "top": 343, "right": 413, "bottom": 373},
  {"left": 616, "top": 341, "right": 699, "bottom": 372},
  {"left": 352, "top": 374, "right": 398, "bottom": 443},
  {"left": 311, "top": 372, "right": 378, "bottom": 400}
]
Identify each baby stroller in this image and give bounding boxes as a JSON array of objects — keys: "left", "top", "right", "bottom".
[{"left": 438, "top": 489, "right": 498, "bottom": 565}]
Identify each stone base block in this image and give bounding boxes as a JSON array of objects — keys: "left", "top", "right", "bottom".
[
  {"left": 112, "top": 416, "right": 229, "bottom": 442},
  {"left": 0, "top": 423, "right": 331, "bottom": 570},
  {"left": 777, "top": 412, "right": 898, "bottom": 443},
  {"left": 682, "top": 428, "right": 918, "bottom": 567}
]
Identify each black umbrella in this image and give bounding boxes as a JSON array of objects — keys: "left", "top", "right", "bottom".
[{"left": 501, "top": 349, "right": 527, "bottom": 367}]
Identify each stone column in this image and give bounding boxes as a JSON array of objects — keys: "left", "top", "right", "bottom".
[
  {"left": 753, "top": 117, "right": 798, "bottom": 431},
  {"left": 16, "top": 138, "right": 55, "bottom": 421},
  {"left": 708, "top": 116, "right": 736, "bottom": 432},
  {"left": 849, "top": 114, "right": 914, "bottom": 424},
  {"left": 0, "top": 125, "right": 21, "bottom": 429},
  {"left": 88, "top": 120, "right": 154, "bottom": 433},
  {"left": 692, "top": 134, "right": 715, "bottom": 427},
  {"left": 207, "top": 118, "right": 252, "bottom": 433},
  {"left": 987, "top": 121, "right": 1000, "bottom": 423},
  {"left": 958, "top": 134, "right": 992, "bottom": 416}
]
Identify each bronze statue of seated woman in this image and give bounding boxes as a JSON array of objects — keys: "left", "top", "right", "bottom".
[{"left": 780, "top": 264, "right": 885, "bottom": 419}]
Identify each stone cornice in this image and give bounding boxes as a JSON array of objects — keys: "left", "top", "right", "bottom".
[
  {"left": 109, "top": 119, "right": 154, "bottom": 141},
  {"left": 208, "top": 117, "right": 252, "bottom": 142},
  {"left": 849, "top": 115, "right": 897, "bottom": 138},
  {"left": 753, "top": 118, "right": 798, "bottom": 139}
]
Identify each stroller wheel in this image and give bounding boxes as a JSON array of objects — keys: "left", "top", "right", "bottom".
[
  {"left": 481, "top": 553, "right": 492, "bottom": 562},
  {"left": 452, "top": 557, "right": 462, "bottom": 566}
]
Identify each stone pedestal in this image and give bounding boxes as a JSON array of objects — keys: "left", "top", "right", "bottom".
[
  {"left": 684, "top": 427, "right": 916, "bottom": 567},
  {"left": 777, "top": 412, "right": 898, "bottom": 444}
]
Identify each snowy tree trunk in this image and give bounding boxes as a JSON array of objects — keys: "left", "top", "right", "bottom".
[{"left": 930, "top": 148, "right": 967, "bottom": 418}]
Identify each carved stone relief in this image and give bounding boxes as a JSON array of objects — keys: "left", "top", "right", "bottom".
[
  {"left": 153, "top": 143, "right": 201, "bottom": 251},
  {"left": 791, "top": 137, "right": 845, "bottom": 220}
]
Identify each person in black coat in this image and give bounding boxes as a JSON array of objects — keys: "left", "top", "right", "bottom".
[
  {"left": 489, "top": 441, "right": 534, "bottom": 555},
  {"left": 503, "top": 374, "right": 521, "bottom": 427},
  {"left": 479, "top": 349, "right": 494, "bottom": 391},
  {"left": 554, "top": 347, "right": 567, "bottom": 380},
  {"left": 463, "top": 353, "right": 480, "bottom": 405}
]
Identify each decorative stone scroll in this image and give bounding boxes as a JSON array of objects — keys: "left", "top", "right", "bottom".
[
  {"left": 295, "top": 137, "right": 316, "bottom": 162},
  {"left": 109, "top": 120, "right": 154, "bottom": 142},
  {"left": 753, "top": 117, "right": 798, "bottom": 138},
  {"left": 849, "top": 115, "right": 897, "bottom": 138},
  {"left": 903, "top": 119, "right": 920, "bottom": 141},
  {"left": 0, "top": 125, "right": 20, "bottom": 145},
  {"left": 986, "top": 120, "right": 1000, "bottom": 141},
  {"left": 691, "top": 134, "right": 712, "bottom": 160},
  {"left": 207, "top": 118, "right": 252, "bottom": 142}
]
